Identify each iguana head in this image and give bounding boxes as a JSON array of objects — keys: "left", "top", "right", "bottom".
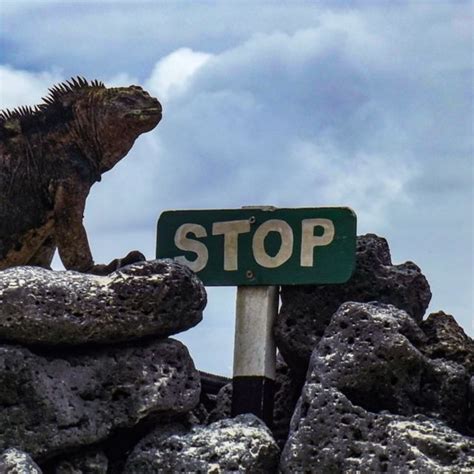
[
  {"left": 0, "top": 78, "right": 162, "bottom": 176},
  {"left": 73, "top": 82, "right": 162, "bottom": 173},
  {"left": 95, "top": 85, "right": 162, "bottom": 134}
]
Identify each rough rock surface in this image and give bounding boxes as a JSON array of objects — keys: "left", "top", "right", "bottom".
[
  {"left": 281, "top": 387, "right": 474, "bottom": 473},
  {"left": 50, "top": 449, "right": 108, "bottom": 473},
  {"left": 0, "top": 338, "right": 200, "bottom": 460},
  {"left": 0, "top": 448, "right": 42, "bottom": 473},
  {"left": 280, "top": 302, "right": 474, "bottom": 472},
  {"left": 207, "top": 356, "right": 304, "bottom": 450},
  {"left": 272, "top": 355, "right": 305, "bottom": 450},
  {"left": 0, "top": 259, "right": 206, "bottom": 345},
  {"left": 123, "top": 414, "right": 280, "bottom": 473},
  {"left": 421, "top": 311, "right": 474, "bottom": 372},
  {"left": 275, "top": 234, "right": 431, "bottom": 370},
  {"left": 208, "top": 383, "right": 232, "bottom": 424}
]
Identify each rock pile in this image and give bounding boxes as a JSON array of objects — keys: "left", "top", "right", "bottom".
[
  {"left": 280, "top": 302, "right": 474, "bottom": 472},
  {"left": 1, "top": 234, "right": 473, "bottom": 473},
  {"left": 0, "top": 260, "right": 279, "bottom": 472},
  {"left": 275, "top": 234, "right": 432, "bottom": 372},
  {"left": 274, "top": 234, "right": 473, "bottom": 472}
]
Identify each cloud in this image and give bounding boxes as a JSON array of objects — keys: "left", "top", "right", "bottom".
[
  {"left": 1, "top": 3, "right": 472, "bottom": 370},
  {"left": 141, "top": 24, "right": 421, "bottom": 228},
  {"left": 0, "top": 65, "right": 62, "bottom": 109},
  {"left": 146, "top": 48, "right": 212, "bottom": 102}
]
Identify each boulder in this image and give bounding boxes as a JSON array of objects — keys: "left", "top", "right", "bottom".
[
  {"left": 421, "top": 311, "right": 474, "bottom": 372},
  {"left": 281, "top": 386, "right": 474, "bottom": 472},
  {"left": 123, "top": 414, "right": 280, "bottom": 473},
  {"left": 49, "top": 449, "right": 108, "bottom": 474},
  {"left": 314, "top": 302, "right": 469, "bottom": 431},
  {"left": 0, "top": 259, "right": 206, "bottom": 345},
  {"left": 275, "top": 234, "right": 431, "bottom": 370},
  {"left": 272, "top": 355, "right": 305, "bottom": 450},
  {"left": 280, "top": 302, "right": 473, "bottom": 472},
  {"left": 0, "top": 338, "right": 200, "bottom": 460},
  {"left": 207, "top": 356, "right": 305, "bottom": 449},
  {"left": 0, "top": 448, "right": 42, "bottom": 474},
  {"left": 207, "top": 382, "right": 232, "bottom": 424}
]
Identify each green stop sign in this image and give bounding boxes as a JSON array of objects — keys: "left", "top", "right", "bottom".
[{"left": 156, "top": 207, "right": 356, "bottom": 286}]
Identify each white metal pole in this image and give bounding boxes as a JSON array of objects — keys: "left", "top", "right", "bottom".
[{"left": 231, "top": 285, "right": 279, "bottom": 426}]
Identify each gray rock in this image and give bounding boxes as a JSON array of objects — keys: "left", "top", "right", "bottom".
[
  {"left": 280, "top": 302, "right": 474, "bottom": 472},
  {"left": 207, "top": 382, "right": 232, "bottom": 424},
  {"left": 314, "top": 302, "right": 469, "bottom": 430},
  {"left": 0, "top": 448, "right": 42, "bottom": 473},
  {"left": 420, "top": 311, "right": 474, "bottom": 435},
  {"left": 421, "top": 311, "right": 474, "bottom": 372},
  {"left": 470, "top": 376, "right": 474, "bottom": 435},
  {"left": 275, "top": 234, "right": 431, "bottom": 370},
  {"left": 198, "top": 371, "right": 231, "bottom": 425},
  {"left": 281, "top": 384, "right": 474, "bottom": 472},
  {"left": 0, "top": 338, "right": 200, "bottom": 460},
  {"left": 272, "top": 355, "right": 305, "bottom": 450},
  {"left": 123, "top": 414, "right": 279, "bottom": 473},
  {"left": 207, "top": 357, "right": 304, "bottom": 450},
  {"left": 52, "top": 449, "right": 108, "bottom": 473},
  {"left": 0, "top": 259, "right": 206, "bottom": 345}
]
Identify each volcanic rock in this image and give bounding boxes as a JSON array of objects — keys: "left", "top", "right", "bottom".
[
  {"left": 281, "top": 386, "right": 474, "bottom": 472},
  {"left": 123, "top": 414, "right": 280, "bottom": 473},
  {"left": 272, "top": 355, "right": 305, "bottom": 450},
  {"left": 421, "top": 311, "right": 474, "bottom": 372},
  {"left": 207, "top": 356, "right": 305, "bottom": 449},
  {"left": 0, "top": 448, "right": 42, "bottom": 474},
  {"left": 275, "top": 234, "right": 432, "bottom": 370},
  {"left": 280, "top": 302, "right": 473, "bottom": 471},
  {"left": 207, "top": 382, "right": 233, "bottom": 424},
  {"left": 0, "top": 338, "right": 200, "bottom": 460},
  {"left": 0, "top": 259, "right": 206, "bottom": 345},
  {"left": 50, "top": 448, "right": 108, "bottom": 474}
]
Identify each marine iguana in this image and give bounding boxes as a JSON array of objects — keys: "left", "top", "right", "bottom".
[{"left": 0, "top": 77, "right": 162, "bottom": 274}]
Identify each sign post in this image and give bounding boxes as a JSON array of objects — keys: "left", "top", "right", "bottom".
[
  {"left": 156, "top": 207, "right": 356, "bottom": 426},
  {"left": 232, "top": 285, "right": 278, "bottom": 425}
]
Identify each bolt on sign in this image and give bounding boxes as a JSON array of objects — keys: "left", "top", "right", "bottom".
[{"left": 156, "top": 207, "right": 357, "bottom": 286}]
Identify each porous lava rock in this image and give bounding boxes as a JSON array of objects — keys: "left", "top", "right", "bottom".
[
  {"left": 123, "top": 414, "right": 280, "bottom": 473},
  {"left": 280, "top": 302, "right": 474, "bottom": 472},
  {"left": 0, "top": 338, "right": 200, "bottom": 460},
  {"left": 0, "top": 259, "right": 206, "bottom": 345},
  {"left": 207, "top": 382, "right": 233, "bottom": 424},
  {"left": 275, "top": 234, "right": 431, "bottom": 370},
  {"left": 421, "top": 311, "right": 474, "bottom": 372},
  {"left": 207, "top": 356, "right": 305, "bottom": 449},
  {"left": 281, "top": 387, "right": 474, "bottom": 472},
  {"left": 0, "top": 448, "right": 42, "bottom": 473},
  {"left": 420, "top": 311, "right": 474, "bottom": 434},
  {"left": 49, "top": 448, "right": 108, "bottom": 473},
  {"left": 272, "top": 355, "right": 305, "bottom": 450}
]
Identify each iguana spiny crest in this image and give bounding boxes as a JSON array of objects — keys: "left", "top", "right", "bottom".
[{"left": 0, "top": 77, "right": 162, "bottom": 274}]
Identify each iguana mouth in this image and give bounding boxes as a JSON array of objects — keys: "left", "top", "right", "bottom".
[
  {"left": 142, "top": 107, "right": 162, "bottom": 115},
  {"left": 126, "top": 108, "right": 162, "bottom": 118}
]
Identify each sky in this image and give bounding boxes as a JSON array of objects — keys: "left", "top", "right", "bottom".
[{"left": 1, "top": 1, "right": 472, "bottom": 375}]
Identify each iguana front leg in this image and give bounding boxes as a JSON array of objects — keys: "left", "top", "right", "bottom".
[
  {"left": 53, "top": 179, "right": 95, "bottom": 272},
  {"left": 53, "top": 179, "right": 146, "bottom": 275}
]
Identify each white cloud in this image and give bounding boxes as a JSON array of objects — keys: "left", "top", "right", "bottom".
[
  {"left": 146, "top": 48, "right": 212, "bottom": 102},
  {"left": 0, "top": 65, "right": 63, "bottom": 109},
  {"left": 1, "top": 3, "right": 472, "bottom": 372},
  {"left": 280, "top": 140, "right": 415, "bottom": 229}
]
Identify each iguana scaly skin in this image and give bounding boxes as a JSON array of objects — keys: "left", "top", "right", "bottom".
[{"left": 0, "top": 77, "right": 162, "bottom": 274}]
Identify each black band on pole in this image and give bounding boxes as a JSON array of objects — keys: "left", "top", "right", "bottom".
[{"left": 231, "top": 376, "right": 275, "bottom": 428}]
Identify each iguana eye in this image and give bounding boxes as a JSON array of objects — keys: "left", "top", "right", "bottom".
[{"left": 118, "top": 96, "right": 136, "bottom": 106}]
